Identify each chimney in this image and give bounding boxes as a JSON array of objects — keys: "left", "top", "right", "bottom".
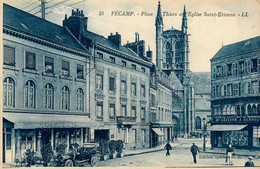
[
  {"left": 135, "top": 32, "right": 139, "bottom": 42},
  {"left": 108, "top": 32, "right": 121, "bottom": 48},
  {"left": 63, "top": 9, "right": 88, "bottom": 41},
  {"left": 146, "top": 46, "right": 153, "bottom": 61}
]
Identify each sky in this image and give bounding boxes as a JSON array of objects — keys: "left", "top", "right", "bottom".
[{"left": 3, "top": 0, "right": 260, "bottom": 72}]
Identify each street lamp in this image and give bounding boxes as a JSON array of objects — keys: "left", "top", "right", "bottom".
[{"left": 203, "top": 117, "right": 206, "bottom": 151}]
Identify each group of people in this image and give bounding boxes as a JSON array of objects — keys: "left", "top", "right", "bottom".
[{"left": 164, "top": 142, "right": 255, "bottom": 167}]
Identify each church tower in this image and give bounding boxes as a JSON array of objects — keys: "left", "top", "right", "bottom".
[
  {"left": 181, "top": 6, "right": 189, "bottom": 73},
  {"left": 155, "top": 1, "right": 163, "bottom": 70}
]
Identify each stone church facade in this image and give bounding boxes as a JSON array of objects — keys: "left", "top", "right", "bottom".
[{"left": 155, "top": 1, "right": 195, "bottom": 136}]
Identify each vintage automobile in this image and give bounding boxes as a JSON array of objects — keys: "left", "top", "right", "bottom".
[{"left": 58, "top": 143, "right": 99, "bottom": 167}]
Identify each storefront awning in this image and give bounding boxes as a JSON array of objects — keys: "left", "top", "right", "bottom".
[
  {"left": 207, "top": 124, "right": 247, "bottom": 131},
  {"left": 152, "top": 128, "right": 165, "bottom": 136},
  {"left": 3, "top": 113, "right": 100, "bottom": 129}
]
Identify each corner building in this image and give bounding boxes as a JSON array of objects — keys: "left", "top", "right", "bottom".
[
  {"left": 2, "top": 4, "right": 97, "bottom": 163},
  {"left": 209, "top": 36, "right": 260, "bottom": 148}
]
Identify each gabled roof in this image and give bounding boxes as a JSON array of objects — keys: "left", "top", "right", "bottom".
[
  {"left": 190, "top": 72, "right": 211, "bottom": 94},
  {"left": 212, "top": 36, "right": 260, "bottom": 61},
  {"left": 3, "top": 3, "right": 88, "bottom": 54},
  {"left": 82, "top": 31, "right": 150, "bottom": 62}
]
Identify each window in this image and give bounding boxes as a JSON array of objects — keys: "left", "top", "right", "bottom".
[
  {"left": 195, "top": 116, "right": 201, "bottom": 129},
  {"left": 223, "top": 65, "right": 227, "bottom": 77},
  {"left": 227, "top": 84, "right": 232, "bottom": 96},
  {"left": 109, "top": 104, "right": 115, "bottom": 117},
  {"left": 24, "top": 80, "right": 35, "bottom": 108},
  {"left": 224, "top": 85, "right": 227, "bottom": 96},
  {"left": 109, "top": 77, "right": 115, "bottom": 92},
  {"left": 61, "top": 86, "right": 70, "bottom": 110},
  {"left": 251, "top": 59, "right": 257, "bottom": 72},
  {"left": 3, "top": 77, "right": 15, "bottom": 107},
  {"left": 141, "top": 67, "right": 146, "bottom": 73},
  {"left": 25, "top": 52, "right": 36, "bottom": 70},
  {"left": 131, "top": 82, "right": 136, "bottom": 96},
  {"left": 252, "top": 81, "right": 257, "bottom": 94},
  {"left": 233, "top": 83, "right": 239, "bottom": 96},
  {"left": 141, "top": 107, "right": 145, "bottom": 121},
  {"left": 131, "top": 64, "right": 136, "bottom": 70},
  {"left": 151, "top": 94, "right": 156, "bottom": 107},
  {"left": 216, "top": 66, "right": 221, "bottom": 77},
  {"left": 44, "top": 83, "right": 54, "bottom": 109},
  {"left": 120, "top": 80, "right": 126, "bottom": 95},
  {"left": 238, "top": 61, "right": 244, "bottom": 74},
  {"left": 141, "top": 84, "right": 145, "bottom": 97},
  {"left": 4, "top": 46, "right": 15, "bottom": 66},
  {"left": 96, "top": 74, "right": 103, "bottom": 90},
  {"left": 245, "top": 60, "right": 251, "bottom": 73},
  {"left": 213, "top": 67, "right": 216, "bottom": 78},
  {"left": 121, "top": 105, "right": 127, "bottom": 116},
  {"left": 122, "top": 60, "right": 126, "bottom": 67},
  {"left": 96, "top": 102, "right": 103, "bottom": 117},
  {"left": 62, "top": 60, "right": 70, "bottom": 76},
  {"left": 227, "top": 64, "right": 232, "bottom": 76},
  {"left": 221, "top": 65, "right": 224, "bottom": 77},
  {"left": 216, "top": 85, "right": 219, "bottom": 97},
  {"left": 110, "top": 57, "right": 115, "bottom": 63},
  {"left": 77, "top": 64, "right": 84, "bottom": 79},
  {"left": 96, "top": 52, "right": 103, "bottom": 59},
  {"left": 241, "top": 82, "right": 245, "bottom": 95},
  {"left": 248, "top": 82, "right": 251, "bottom": 94},
  {"left": 132, "top": 129, "right": 137, "bottom": 143},
  {"left": 131, "top": 106, "right": 136, "bottom": 117},
  {"left": 76, "top": 88, "right": 84, "bottom": 111},
  {"left": 45, "top": 56, "right": 54, "bottom": 74},
  {"left": 232, "top": 63, "right": 237, "bottom": 75}
]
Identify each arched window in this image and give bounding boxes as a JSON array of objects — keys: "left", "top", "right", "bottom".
[
  {"left": 257, "top": 105, "right": 260, "bottom": 115},
  {"left": 44, "top": 83, "right": 54, "bottom": 109},
  {"left": 166, "top": 42, "right": 172, "bottom": 68},
  {"left": 252, "top": 105, "right": 257, "bottom": 115},
  {"left": 247, "top": 105, "right": 252, "bottom": 115},
  {"left": 195, "top": 116, "right": 201, "bottom": 129},
  {"left": 76, "top": 88, "right": 84, "bottom": 111},
  {"left": 25, "top": 80, "right": 35, "bottom": 108},
  {"left": 3, "top": 77, "right": 15, "bottom": 107},
  {"left": 241, "top": 105, "right": 245, "bottom": 116},
  {"left": 236, "top": 105, "right": 240, "bottom": 116},
  {"left": 61, "top": 86, "right": 70, "bottom": 110},
  {"left": 172, "top": 94, "right": 182, "bottom": 109}
]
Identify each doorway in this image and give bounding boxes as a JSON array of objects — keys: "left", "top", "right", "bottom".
[{"left": 94, "top": 130, "right": 109, "bottom": 141}]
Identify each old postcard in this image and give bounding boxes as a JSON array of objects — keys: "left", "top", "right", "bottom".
[{"left": 1, "top": 0, "right": 260, "bottom": 168}]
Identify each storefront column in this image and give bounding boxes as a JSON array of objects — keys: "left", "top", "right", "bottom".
[
  {"left": 66, "top": 131, "right": 70, "bottom": 151},
  {"left": 16, "top": 135, "right": 21, "bottom": 161},
  {"left": 51, "top": 129, "right": 54, "bottom": 149},
  {"left": 55, "top": 131, "right": 59, "bottom": 150},
  {"left": 81, "top": 128, "right": 84, "bottom": 146},
  {"left": 11, "top": 129, "right": 15, "bottom": 162},
  {"left": 36, "top": 131, "right": 42, "bottom": 157},
  {"left": 84, "top": 128, "right": 89, "bottom": 143}
]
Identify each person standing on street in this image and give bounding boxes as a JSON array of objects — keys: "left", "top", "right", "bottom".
[
  {"left": 225, "top": 144, "right": 234, "bottom": 165},
  {"left": 164, "top": 142, "right": 172, "bottom": 156},
  {"left": 244, "top": 156, "right": 254, "bottom": 167},
  {"left": 190, "top": 143, "right": 200, "bottom": 164}
]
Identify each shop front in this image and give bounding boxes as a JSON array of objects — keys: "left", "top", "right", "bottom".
[
  {"left": 208, "top": 124, "right": 249, "bottom": 148},
  {"left": 3, "top": 113, "right": 99, "bottom": 163}
]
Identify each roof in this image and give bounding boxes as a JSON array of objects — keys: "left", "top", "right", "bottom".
[
  {"left": 190, "top": 72, "right": 211, "bottom": 94},
  {"left": 3, "top": 3, "right": 87, "bottom": 53},
  {"left": 167, "top": 71, "right": 183, "bottom": 90},
  {"left": 83, "top": 31, "right": 150, "bottom": 62},
  {"left": 163, "top": 28, "right": 182, "bottom": 35},
  {"left": 3, "top": 113, "right": 99, "bottom": 129},
  {"left": 212, "top": 36, "right": 260, "bottom": 61}
]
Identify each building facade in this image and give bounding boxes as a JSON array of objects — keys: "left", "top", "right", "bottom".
[
  {"left": 209, "top": 36, "right": 260, "bottom": 148},
  {"left": 63, "top": 10, "right": 153, "bottom": 150},
  {"left": 2, "top": 4, "right": 98, "bottom": 163},
  {"left": 155, "top": 1, "right": 195, "bottom": 137}
]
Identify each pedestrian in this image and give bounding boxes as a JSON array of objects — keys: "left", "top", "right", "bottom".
[
  {"left": 164, "top": 142, "right": 172, "bottom": 156},
  {"left": 190, "top": 143, "right": 200, "bottom": 164},
  {"left": 244, "top": 156, "right": 254, "bottom": 167},
  {"left": 175, "top": 135, "right": 178, "bottom": 141},
  {"left": 225, "top": 144, "right": 234, "bottom": 165}
]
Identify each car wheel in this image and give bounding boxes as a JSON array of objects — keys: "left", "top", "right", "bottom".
[
  {"left": 90, "top": 156, "right": 98, "bottom": 167},
  {"left": 65, "top": 159, "right": 74, "bottom": 167}
]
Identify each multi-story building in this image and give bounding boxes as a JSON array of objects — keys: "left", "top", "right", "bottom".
[
  {"left": 63, "top": 9, "right": 153, "bottom": 150},
  {"left": 2, "top": 4, "right": 97, "bottom": 163},
  {"left": 190, "top": 72, "right": 211, "bottom": 136},
  {"left": 209, "top": 36, "right": 260, "bottom": 148}
]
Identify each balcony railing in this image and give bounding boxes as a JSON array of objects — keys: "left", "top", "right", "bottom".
[{"left": 116, "top": 116, "right": 136, "bottom": 123}]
